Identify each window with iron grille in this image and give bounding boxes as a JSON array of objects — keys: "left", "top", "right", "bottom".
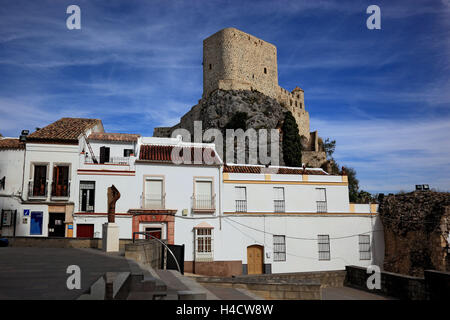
[
  {"left": 273, "top": 235, "right": 286, "bottom": 261},
  {"left": 235, "top": 186, "right": 247, "bottom": 212},
  {"left": 318, "top": 235, "right": 330, "bottom": 260},
  {"left": 80, "top": 181, "right": 95, "bottom": 212},
  {"left": 316, "top": 188, "right": 327, "bottom": 213},
  {"left": 359, "top": 235, "right": 371, "bottom": 260},
  {"left": 195, "top": 228, "right": 213, "bottom": 261},
  {"left": 273, "top": 187, "right": 285, "bottom": 212}
]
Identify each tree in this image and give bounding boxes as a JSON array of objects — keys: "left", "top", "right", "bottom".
[
  {"left": 282, "top": 111, "right": 302, "bottom": 167},
  {"left": 345, "top": 166, "right": 360, "bottom": 203},
  {"left": 323, "top": 138, "right": 336, "bottom": 158}
]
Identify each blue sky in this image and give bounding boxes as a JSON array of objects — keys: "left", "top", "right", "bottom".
[{"left": 0, "top": 0, "right": 449, "bottom": 193}]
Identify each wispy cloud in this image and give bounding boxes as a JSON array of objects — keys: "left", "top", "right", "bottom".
[{"left": 312, "top": 117, "right": 450, "bottom": 193}]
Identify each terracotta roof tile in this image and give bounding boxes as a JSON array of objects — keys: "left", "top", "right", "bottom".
[
  {"left": 88, "top": 132, "right": 140, "bottom": 142},
  {"left": 27, "top": 118, "right": 101, "bottom": 144},
  {"left": 223, "top": 164, "right": 328, "bottom": 175},
  {"left": 0, "top": 138, "right": 25, "bottom": 150},
  {"left": 139, "top": 145, "right": 220, "bottom": 164}
]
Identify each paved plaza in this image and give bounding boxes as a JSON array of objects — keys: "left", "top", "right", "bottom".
[{"left": 0, "top": 247, "right": 132, "bottom": 299}]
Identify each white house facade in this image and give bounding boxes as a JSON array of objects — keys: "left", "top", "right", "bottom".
[{"left": 0, "top": 117, "right": 384, "bottom": 276}]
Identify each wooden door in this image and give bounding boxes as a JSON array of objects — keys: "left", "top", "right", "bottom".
[
  {"left": 247, "top": 245, "right": 264, "bottom": 275},
  {"left": 48, "top": 212, "right": 65, "bottom": 237},
  {"left": 77, "top": 224, "right": 94, "bottom": 238}
]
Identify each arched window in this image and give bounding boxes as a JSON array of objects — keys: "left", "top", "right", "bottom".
[{"left": 264, "top": 67, "right": 267, "bottom": 74}]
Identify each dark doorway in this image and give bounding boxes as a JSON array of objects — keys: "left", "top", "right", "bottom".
[
  {"left": 161, "top": 244, "right": 185, "bottom": 274},
  {"left": 48, "top": 212, "right": 65, "bottom": 237},
  {"left": 77, "top": 224, "right": 94, "bottom": 238},
  {"left": 145, "top": 227, "right": 161, "bottom": 240}
]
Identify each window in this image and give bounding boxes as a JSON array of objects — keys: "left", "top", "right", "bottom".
[
  {"left": 30, "top": 164, "right": 48, "bottom": 197},
  {"left": 52, "top": 165, "right": 70, "bottom": 197},
  {"left": 124, "top": 149, "right": 134, "bottom": 157},
  {"left": 0, "top": 176, "right": 5, "bottom": 190},
  {"left": 273, "top": 187, "right": 285, "bottom": 212},
  {"left": 316, "top": 188, "right": 327, "bottom": 213},
  {"left": 194, "top": 179, "right": 214, "bottom": 211},
  {"left": 144, "top": 178, "right": 164, "bottom": 209},
  {"left": 264, "top": 67, "right": 267, "bottom": 74},
  {"left": 99, "top": 146, "right": 110, "bottom": 164},
  {"left": 359, "top": 235, "right": 371, "bottom": 260},
  {"left": 273, "top": 235, "right": 286, "bottom": 261},
  {"left": 209, "top": 64, "right": 212, "bottom": 70},
  {"left": 318, "top": 235, "right": 330, "bottom": 260},
  {"left": 235, "top": 186, "right": 247, "bottom": 212},
  {"left": 195, "top": 228, "right": 213, "bottom": 261},
  {"left": 80, "top": 181, "right": 95, "bottom": 212}
]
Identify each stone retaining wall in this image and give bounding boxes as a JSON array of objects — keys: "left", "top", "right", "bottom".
[
  {"left": 195, "top": 276, "right": 321, "bottom": 300},
  {"left": 345, "top": 265, "right": 450, "bottom": 300},
  {"left": 235, "top": 270, "right": 346, "bottom": 288},
  {"left": 124, "top": 240, "right": 163, "bottom": 270},
  {"left": 4, "top": 236, "right": 132, "bottom": 250}
]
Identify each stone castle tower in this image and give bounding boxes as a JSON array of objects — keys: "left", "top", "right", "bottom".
[
  {"left": 202, "top": 28, "right": 322, "bottom": 160},
  {"left": 154, "top": 27, "right": 326, "bottom": 167}
]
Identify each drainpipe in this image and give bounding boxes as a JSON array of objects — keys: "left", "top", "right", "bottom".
[{"left": 218, "top": 163, "right": 222, "bottom": 230}]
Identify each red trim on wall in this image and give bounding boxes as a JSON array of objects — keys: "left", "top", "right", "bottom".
[{"left": 132, "top": 214, "right": 175, "bottom": 244}]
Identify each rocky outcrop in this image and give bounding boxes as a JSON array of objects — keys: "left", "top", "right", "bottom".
[
  {"left": 154, "top": 89, "right": 327, "bottom": 166},
  {"left": 379, "top": 191, "right": 450, "bottom": 276}
]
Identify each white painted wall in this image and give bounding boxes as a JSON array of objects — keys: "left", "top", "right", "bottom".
[
  {"left": 23, "top": 143, "right": 79, "bottom": 203},
  {"left": 175, "top": 214, "right": 384, "bottom": 273},
  {"left": 73, "top": 215, "right": 132, "bottom": 239},
  {"left": 0, "top": 148, "right": 25, "bottom": 196},
  {"left": 135, "top": 162, "right": 221, "bottom": 216}
]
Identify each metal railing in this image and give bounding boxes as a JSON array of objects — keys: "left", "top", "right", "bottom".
[
  {"left": 192, "top": 194, "right": 216, "bottom": 211},
  {"left": 28, "top": 181, "right": 48, "bottom": 198},
  {"left": 85, "top": 155, "right": 130, "bottom": 165},
  {"left": 235, "top": 200, "right": 247, "bottom": 212},
  {"left": 274, "top": 200, "right": 285, "bottom": 213},
  {"left": 51, "top": 181, "right": 70, "bottom": 198},
  {"left": 143, "top": 193, "right": 166, "bottom": 209},
  {"left": 317, "top": 201, "right": 327, "bottom": 213},
  {"left": 132, "top": 232, "right": 181, "bottom": 274}
]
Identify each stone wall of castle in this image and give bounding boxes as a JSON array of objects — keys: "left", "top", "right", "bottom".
[
  {"left": 203, "top": 28, "right": 311, "bottom": 144},
  {"left": 203, "top": 28, "right": 279, "bottom": 100}
]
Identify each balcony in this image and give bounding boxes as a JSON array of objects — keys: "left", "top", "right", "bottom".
[
  {"left": 28, "top": 181, "right": 48, "bottom": 199},
  {"left": 84, "top": 155, "right": 130, "bottom": 165},
  {"left": 274, "top": 200, "right": 285, "bottom": 213},
  {"left": 316, "top": 201, "right": 327, "bottom": 213},
  {"left": 51, "top": 181, "right": 70, "bottom": 200},
  {"left": 192, "top": 194, "right": 216, "bottom": 213},
  {"left": 143, "top": 193, "right": 166, "bottom": 209},
  {"left": 235, "top": 200, "right": 247, "bottom": 212}
]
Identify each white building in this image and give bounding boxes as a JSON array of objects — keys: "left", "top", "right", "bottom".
[{"left": 0, "top": 117, "right": 384, "bottom": 276}]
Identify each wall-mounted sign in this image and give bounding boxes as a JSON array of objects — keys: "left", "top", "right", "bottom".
[
  {"left": 23, "top": 209, "right": 30, "bottom": 216},
  {"left": 68, "top": 225, "right": 73, "bottom": 230},
  {"left": 2, "top": 211, "right": 12, "bottom": 226}
]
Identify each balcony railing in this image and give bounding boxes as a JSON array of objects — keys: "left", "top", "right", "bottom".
[
  {"left": 28, "top": 180, "right": 48, "bottom": 199},
  {"left": 317, "top": 201, "right": 327, "bottom": 213},
  {"left": 235, "top": 200, "right": 247, "bottom": 212},
  {"left": 51, "top": 181, "right": 70, "bottom": 199},
  {"left": 85, "top": 155, "right": 130, "bottom": 165},
  {"left": 274, "top": 200, "right": 285, "bottom": 213},
  {"left": 143, "top": 193, "right": 166, "bottom": 209},
  {"left": 193, "top": 194, "right": 216, "bottom": 212}
]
